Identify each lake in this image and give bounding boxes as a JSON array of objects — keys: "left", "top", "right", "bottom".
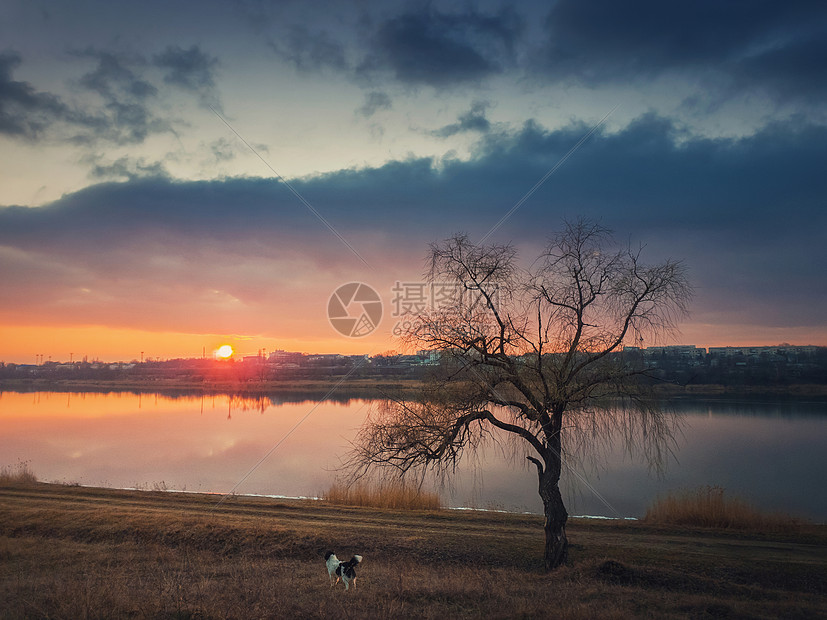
[{"left": 1, "top": 390, "right": 825, "bottom": 520}]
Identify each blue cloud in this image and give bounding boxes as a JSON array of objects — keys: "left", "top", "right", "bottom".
[
  {"left": 1, "top": 113, "right": 824, "bottom": 327},
  {"left": 153, "top": 45, "right": 222, "bottom": 109},
  {"left": 359, "top": 6, "right": 523, "bottom": 87},
  {"left": 0, "top": 50, "right": 93, "bottom": 140},
  {"left": 537, "top": 0, "right": 827, "bottom": 104},
  {"left": 431, "top": 101, "right": 491, "bottom": 137}
]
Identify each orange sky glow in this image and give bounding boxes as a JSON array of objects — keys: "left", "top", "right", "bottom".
[
  {"left": 1, "top": 321, "right": 823, "bottom": 365},
  {"left": 1, "top": 2, "right": 826, "bottom": 366},
  {"left": 0, "top": 324, "right": 396, "bottom": 364}
]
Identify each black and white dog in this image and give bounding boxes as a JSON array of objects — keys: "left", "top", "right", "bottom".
[{"left": 325, "top": 551, "right": 363, "bottom": 590}]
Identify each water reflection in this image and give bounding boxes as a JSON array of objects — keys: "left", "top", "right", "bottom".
[
  {"left": 8, "top": 386, "right": 373, "bottom": 406},
  {"left": 0, "top": 391, "right": 369, "bottom": 498},
  {"left": 668, "top": 396, "right": 827, "bottom": 418},
  {"left": 1, "top": 391, "right": 825, "bottom": 520}
]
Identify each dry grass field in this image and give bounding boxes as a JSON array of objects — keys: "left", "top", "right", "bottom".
[
  {"left": 1, "top": 480, "right": 825, "bottom": 619},
  {"left": 323, "top": 481, "right": 442, "bottom": 511},
  {"left": 645, "top": 485, "right": 807, "bottom": 532}
]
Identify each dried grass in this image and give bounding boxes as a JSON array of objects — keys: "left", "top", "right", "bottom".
[
  {"left": 0, "top": 460, "right": 37, "bottom": 485},
  {"left": 2, "top": 484, "right": 826, "bottom": 619},
  {"left": 644, "top": 485, "right": 803, "bottom": 531},
  {"left": 323, "top": 480, "right": 442, "bottom": 511}
]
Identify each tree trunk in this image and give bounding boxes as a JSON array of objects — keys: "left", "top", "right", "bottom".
[
  {"left": 540, "top": 473, "right": 568, "bottom": 570},
  {"left": 534, "top": 409, "right": 568, "bottom": 570}
]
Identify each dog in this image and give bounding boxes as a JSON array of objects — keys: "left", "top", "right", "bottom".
[{"left": 325, "top": 551, "right": 363, "bottom": 590}]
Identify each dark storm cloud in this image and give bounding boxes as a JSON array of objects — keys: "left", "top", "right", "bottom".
[
  {"left": 0, "top": 45, "right": 222, "bottom": 146},
  {"left": 0, "top": 176, "right": 322, "bottom": 258},
  {"left": 237, "top": 1, "right": 825, "bottom": 105},
  {"left": 359, "top": 6, "right": 523, "bottom": 87},
  {"left": 0, "top": 47, "right": 167, "bottom": 145},
  {"left": 0, "top": 50, "right": 93, "bottom": 140},
  {"left": 539, "top": 0, "right": 827, "bottom": 102},
  {"left": 1, "top": 114, "right": 824, "bottom": 327},
  {"left": 3, "top": 114, "right": 823, "bottom": 240},
  {"left": 154, "top": 45, "right": 216, "bottom": 90},
  {"left": 76, "top": 48, "right": 156, "bottom": 100},
  {"left": 153, "top": 45, "right": 222, "bottom": 109},
  {"left": 431, "top": 100, "right": 491, "bottom": 137},
  {"left": 72, "top": 47, "right": 171, "bottom": 144},
  {"left": 467, "top": 114, "right": 825, "bottom": 249},
  {"left": 732, "top": 34, "right": 827, "bottom": 103}
]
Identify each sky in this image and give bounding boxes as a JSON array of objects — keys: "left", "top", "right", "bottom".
[{"left": 1, "top": 0, "right": 826, "bottom": 363}]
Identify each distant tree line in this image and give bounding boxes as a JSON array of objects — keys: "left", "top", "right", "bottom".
[{"left": 1, "top": 346, "right": 826, "bottom": 386}]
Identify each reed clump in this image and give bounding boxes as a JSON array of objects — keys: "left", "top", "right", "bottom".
[
  {"left": 645, "top": 485, "right": 803, "bottom": 531},
  {"left": 323, "top": 480, "right": 441, "bottom": 511},
  {"left": 0, "top": 460, "right": 38, "bottom": 486}
]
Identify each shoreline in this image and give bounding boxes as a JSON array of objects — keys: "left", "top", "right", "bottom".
[
  {"left": 78, "top": 482, "right": 649, "bottom": 520},
  {"left": 3, "top": 376, "right": 827, "bottom": 398}
]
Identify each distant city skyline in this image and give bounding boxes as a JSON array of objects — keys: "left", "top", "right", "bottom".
[
  {"left": 2, "top": 1, "right": 826, "bottom": 362},
  {"left": 3, "top": 340, "right": 824, "bottom": 366}
]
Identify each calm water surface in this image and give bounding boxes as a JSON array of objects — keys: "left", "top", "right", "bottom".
[{"left": 1, "top": 391, "right": 825, "bottom": 520}]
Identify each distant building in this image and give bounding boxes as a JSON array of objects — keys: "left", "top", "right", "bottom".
[
  {"left": 708, "top": 345, "right": 819, "bottom": 358},
  {"left": 268, "top": 350, "right": 304, "bottom": 364},
  {"left": 644, "top": 345, "right": 705, "bottom": 356},
  {"left": 416, "top": 350, "right": 440, "bottom": 364},
  {"left": 643, "top": 345, "right": 705, "bottom": 366}
]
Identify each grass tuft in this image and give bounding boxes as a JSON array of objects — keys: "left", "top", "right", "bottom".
[
  {"left": 0, "top": 460, "right": 38, "bottom": 486},
  {"left": 323, "top": 480, "right": 441, "bottom": 511},
  {"left": 644, "top": 485, "right": 803, "bottom": 531}
]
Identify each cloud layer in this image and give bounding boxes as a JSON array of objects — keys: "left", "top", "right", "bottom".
[
  {"left": 1, "top": 43, "right": 220, "bottom": 146},
  {"left": 2, "top": 0, "right": 826, "bottom": 353},
  {"left": 539, "top": 0, "right": 827, "bottom": 104},
  {"left": 2, "top": 114, "right": 825, "bottom": 339},
  {"left": 244, "top": 0, "right": 827, "bottom": 109}
]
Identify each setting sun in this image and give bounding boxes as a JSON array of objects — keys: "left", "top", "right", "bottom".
[{"left": 215, "top": 344, "right": 234, "bottom": 359}]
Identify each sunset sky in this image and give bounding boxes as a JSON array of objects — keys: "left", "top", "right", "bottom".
[{"left": 1, "top": 0, "right": 825, "bottom": 363}]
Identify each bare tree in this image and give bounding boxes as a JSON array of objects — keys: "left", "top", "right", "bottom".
[{"left": 348, "top": 218, "right": 692, "bottom": 570}]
